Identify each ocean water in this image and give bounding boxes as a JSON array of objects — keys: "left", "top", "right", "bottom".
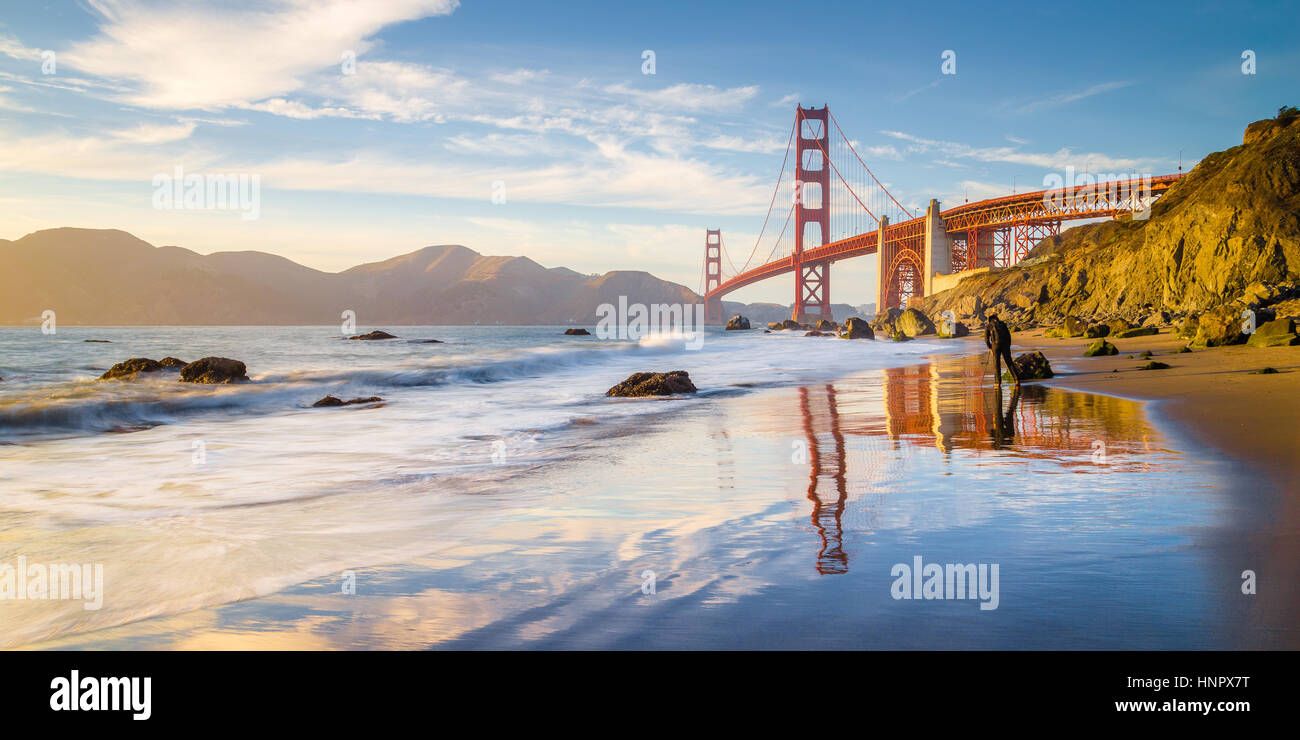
[{"left": 0, "top": 326, "right": 1264, "bottom": 648}]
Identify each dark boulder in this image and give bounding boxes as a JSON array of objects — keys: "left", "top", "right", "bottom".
[
  {"left": 1006, "top": 351, "right": 1054, "bottom": 380},
  {"left": 606, "top": 370, "right": 697, "bottom": 397},
  {"left": 779, "top": 319, "right": 802, "bottom": 330},
  {"left": 814, "top": 319, "right": 837, "bottom": 331},
  {"left": 725, "top": 314, "right": 751, "bottom": 331},
  {"left": 937, "top": 319, "right": 969, "bottom": 338},
  {"left": 840, "top": 317, "right": 874, "bottom": 339},
  {"left": 1083, "top": 323, "right": 1111, "bottom": 338},
  {"left": 83, "top": 339, "right": 112, "bottom": 343},
  {"left": 313, "top": 395, "right": 384, "bottom": 407},
  {"left": 349, "top": 330, "right": 397, "bottom": 340},
  {"left": 179, "top": 357, "right": 249, "bottom": 384},
  {"left": 159, "top": 357, "right": 188, "bottom": 368},
  {"left": 564, "top": 328, "right": 591, "bottom": 335},
  {"left": 99, "top": 358, "right": 165, "bottom": 380},
  {"left": 1138, "top": 361, "right": 1172, "bottom": 370},
  {"left": 804, "top": 330, "right": 828, "bottom": 337}
]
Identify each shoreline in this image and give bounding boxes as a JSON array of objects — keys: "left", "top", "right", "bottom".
[{"left": 1003, "top": 329, "right": 1299, "bottom": 483}]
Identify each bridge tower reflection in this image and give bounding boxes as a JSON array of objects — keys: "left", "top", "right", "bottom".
[{"left": 798, "top": 385, "right": 848, "bottom": 575}]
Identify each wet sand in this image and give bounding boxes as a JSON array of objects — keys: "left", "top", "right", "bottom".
[
  {"left": 1007, "top": 329, "right": 1300, "bottom": 648},
  {"left": 24, "top": 345, "right": 1281, "bottom": 650}
]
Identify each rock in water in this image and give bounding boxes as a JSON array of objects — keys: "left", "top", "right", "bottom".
[
  {"left": 84, "top": 339, "right": 112, "bottom": 343},
  {"left": 725, "top": 314, "right": 751, "bottom": 330},
  {"left": 1006, "top": 351, "right": 1054, "bottom": 380},
  {"left": 840, "top": 317, "right": 874, "bottom": 339},
  {"left": 870, "top": 307, "right": 902, "bottom": 335},
  {"left": 179, "top": 357, "right": 249, "bottom": 384},
  {"left": 606, "top": 370, "right": 697, "bottom": 397},
  {"left": 99, "top": 358, "right": 165, "bottom": 380},
  {"left": 1084, "top": 339, "right": 1118, "bottom": 356},
  {"left": 804, "top": 330, "right": 827, "bottom": 336},
  {"left": 159, "top": 357, "right": 188, "bottom": 368},
  {"left": 349, "top": 330, "right": 397, "bottom": 340},
  {"left": 1247, "top": 318, "right": 1300, "bottom": 346},
  {"left": 779, "top": 319, "right": 802, "bottom": 330},
  {"left": 564, "top": 328, "right": 591, "bottom": 335},
  {"left": 895, "top": 308, "right": 935, "bottom": 337},
  {"left": 815, "top": 319, "right": 837, "bottom": 331},
  {"left": 313, "top": 395, "right": 384, "bottom": 407}
]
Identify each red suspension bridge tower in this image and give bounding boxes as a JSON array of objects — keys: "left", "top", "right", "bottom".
[{"left": 793, "top": 106, "right": 832, "bottom": 323}]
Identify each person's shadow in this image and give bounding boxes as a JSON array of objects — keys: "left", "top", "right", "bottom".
[{"left": 989, "top": 384, "right": 1021, "bottom": 449}]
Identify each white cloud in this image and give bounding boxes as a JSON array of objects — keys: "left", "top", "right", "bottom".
[
  {"left": 111, "top": 121, "right": 197, "bottom": 143},
  {"left": 63, "top": 0, "right": 460, "bottom": 110},
  {"left": 490, "top": 68, "right": 549, "bottom": 85},
  {"left": 1014, "top": 81, "right": 1133, "bottom": 113},
  {"left": 881, "top": 129, "right": 1154, "bottom": 172},
  {"left": 604, "top": 82, "right": 760, "bottom": 112}
]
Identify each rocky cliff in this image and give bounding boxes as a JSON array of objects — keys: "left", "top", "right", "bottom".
[{"left": 912, "top": 108, "right": 1300, "bottom": 333}]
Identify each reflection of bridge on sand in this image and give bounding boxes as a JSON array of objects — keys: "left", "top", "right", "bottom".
[{"left": 797, "top": 354, "right": 1164, "bottom": 575}]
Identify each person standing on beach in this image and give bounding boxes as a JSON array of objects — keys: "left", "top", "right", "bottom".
[{"left": 984, "top": 313, "right": 1020, "bottom": 387}]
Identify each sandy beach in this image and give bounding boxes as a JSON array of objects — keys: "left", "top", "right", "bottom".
[
  {"left": 11, "top": 325, "right": 1291, "bottom": 650},
  {"left": 1014, "top": 330, "right": 1300, "bottom": 647}
]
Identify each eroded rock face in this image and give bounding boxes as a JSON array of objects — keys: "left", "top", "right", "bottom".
[
  {"left": 725, "top": 314, "right": 751, "bottom": 330},
  {"left": 606, "top": 370, "right": 697, "bottom": 397},
  {"left": 179, "top": 357, "right": 249, "bottom": 384},
  {"left": 840, "top": 317, "right": 874, "bottom": 339},
  {"left": 911, "top": 112, "right": 1300, "bottom": 325},
  {"left": 349, "top": 330, "right": 397, "bottom": 340},
  {"left": 99, "top": 358, "right": 164, "bottom": 380}
]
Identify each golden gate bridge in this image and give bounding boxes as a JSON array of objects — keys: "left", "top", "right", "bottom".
[{"left": 701, "top": 105, "right": 1183, "bottom": 323}]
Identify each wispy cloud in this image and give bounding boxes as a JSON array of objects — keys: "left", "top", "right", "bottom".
[
  {"left": 881, "top": 129, "right": 1157, "bottom": 172},
  {"left": 1013, "top": 81, "right": 1133, "bottom": 113}
]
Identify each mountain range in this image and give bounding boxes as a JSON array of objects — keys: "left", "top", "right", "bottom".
[{"left": 0, "top": 227, "right": 861, "bottom": 326}]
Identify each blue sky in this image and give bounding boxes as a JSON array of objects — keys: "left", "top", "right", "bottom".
[{"left": 0, "top": 0, "right": 1296, "bottom": 305}]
